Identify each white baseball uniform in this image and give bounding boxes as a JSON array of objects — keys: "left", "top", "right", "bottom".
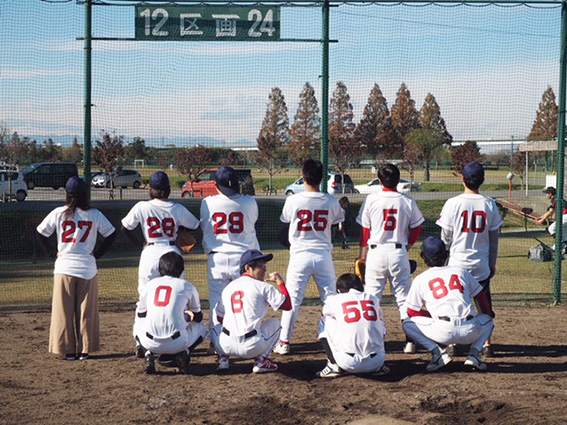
[
  {"left": 37, "top": 206, "right": 115, "bottom": 356},
  {"left": 402, "top": 265, "right": 494, "bottom": 353},
  {"left": 121, "top": 199, "right": 200, "bottom": 293},
  {"left": 200, "top": 193, "right": 260, "bottom": 326},
  {"left": 134, "top": 275, "right": 207, "bottom": 355},
  {"left": 356, "top": 190, "right": 424, "bottom": 317},
  {"left": 279, "top": 191, "right": 345, "bottom": 343},
  {"left": 318, "top": 288, "right": 386, "bottom": 374},
  {"left": 210, "top": 274, "right": 285, "bottom": 360},
  {"left": 436, "top": 194, "right": 503, "bottom": 282}
]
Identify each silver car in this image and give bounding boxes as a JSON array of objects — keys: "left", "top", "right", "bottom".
[
  {"left": 0, "top": 171, "right": 28, "bottom": 202},
  {"left": 91, "top": 169, "right": 142, "bottom": 189}
]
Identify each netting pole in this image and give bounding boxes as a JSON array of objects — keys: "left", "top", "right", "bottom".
[
  {"left": 84, "top": 0, "right": 92, "bottom": 197},
  {"left": 320, "top": 0, "right": 330, "bottom": 193},
  {"left": 553, "top": 1, "right": 567, "bottom": 304}
]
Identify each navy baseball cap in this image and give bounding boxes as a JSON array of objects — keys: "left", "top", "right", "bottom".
[
  {"left": 65, "top": 176, "right": 87, "bottom": 197},
  {"left": 150, "top": 171, "right": 170, "bottom": 190},
  {"left": 463, "top": 162, "right": 485, "bottom": 180},
  {"left": 215, "top": 167, "right": 240, "bottom": 196},
  {"left": 421, "top": 236, "right": 447, "bottom": 260},
  {"left": 543, "top": 186, "right": 556, "bottom": 195},
  {"left": 239, "top": 249, "right": 273, "bottom": 274}
]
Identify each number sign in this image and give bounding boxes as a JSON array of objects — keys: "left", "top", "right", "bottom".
[{"left": 136, "top": 6, "right": 280, "bottom": 41}]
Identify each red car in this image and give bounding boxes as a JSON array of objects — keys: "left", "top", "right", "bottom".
[{"left": 181, "top": 168, "right": 255, "bottom": 198}]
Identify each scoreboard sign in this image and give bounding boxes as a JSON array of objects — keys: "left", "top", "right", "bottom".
[{"left": 135, "top": 6, "right": 280, "bottom": 41}]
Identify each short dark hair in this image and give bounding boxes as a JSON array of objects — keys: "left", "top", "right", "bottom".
[
  {"left": 420, "top": 248, "right": 448, "bottom": 268},
  {"left": 463, "top": 175, "right": 484, "bottom": 191},
  {"left": 240, "top": 259, "right": 266, "bottom": 275},
  {"left": 336, "top": 273, "right": 364, "bottom": 293},
  {"left": 158, "top": 251, "right": 185, "bottom": 278},
  {"left": 302, "top": 159, "right": 324, "bottom": 187},
  {"left": 378, "top": 164, "right": 400, "bottom": 189},
  {"left": 339, "top": 196, "right": 349, "bottom": 207},
  {"left": 150, "top": 186, "right": 170, "bottom": 200}
]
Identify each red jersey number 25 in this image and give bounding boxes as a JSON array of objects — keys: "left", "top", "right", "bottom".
[{"left": 297, "top": 209, "right": 328, "bottom": 232}]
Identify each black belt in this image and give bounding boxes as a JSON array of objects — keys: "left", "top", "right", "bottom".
[
  {"left": 438, "top": 315, "right": 474, "bottom": 322},
  {"left": 146, "top": 330, "right": 181, "bottom": 340},
  {"left": 370, "top": 243, "right": 402, "bottom": 249},
  {"left": 147, "top": 241, "right": 176, "bottom": 246},
  {"left": 346, "top": 352, "right": 378, "bottom": 358},
  {"left": 222, "top": 328, "right": 257, "bottom": 339}
]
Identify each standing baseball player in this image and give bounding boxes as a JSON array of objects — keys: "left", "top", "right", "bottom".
[
  {"left": 200, "top": 166, "right": 260, "bottom": 351},
  {"left": 134, "top": 251, "right": 207, "bottom": 374},
  {"left": 436, "top": 162, "right": 503, "bottom": 357},
  {"left": 316, "top": 273, "right": 389, "bottom": 378},
  {"left": 274, "top": 159, "right": 345, "bottom": 355},
  {"left": 121, "top": 171, "right": 200, "bottom": 356},
  {"left": 210, "top": 249, "right": 292, "bottom": 373},
  {"left": 37, "top": 177, "right": 116, "bottom": 360},
  {"left": 403, "top": 237, "right": 495, "bottom": 371},
  {"left": 356, "top": 163, "right": 424, "bottom": 354}
]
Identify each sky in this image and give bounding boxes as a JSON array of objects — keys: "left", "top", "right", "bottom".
[{"left": 0, "top": 0, "right": 563, "bottom": 148}]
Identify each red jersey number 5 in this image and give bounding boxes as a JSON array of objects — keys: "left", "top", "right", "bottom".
[{"left": 383, "top": 209, "right": 398, "bottom": 231}]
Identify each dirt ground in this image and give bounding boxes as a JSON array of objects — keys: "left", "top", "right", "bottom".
[{"left": 1, "top": 304, "right": 566, "bottom": 425}]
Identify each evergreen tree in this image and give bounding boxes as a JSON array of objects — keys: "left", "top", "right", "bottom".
[
  {"left": 289, "top": 82, "right": 321, "bottom": 167},
  {"left": 63, "top": 137, "right": 82, "bottom": 164},
  {"left": 528, "top": 86, "right": 558, "bottom": 142},
  {"left": 419, "top": 93, "right": 453, "bottom": 146},
  {"left": 256, "top": 87, "right": 290, "bottom": 192},
  {"left": 391, "top": 82, "right": 420, "bottom": 145},
  {"left": 355, "top": 84, "right": 398, "bottom": 165},
  {"left": 329, "top": 81, "right": 363, "bottom": 175}
]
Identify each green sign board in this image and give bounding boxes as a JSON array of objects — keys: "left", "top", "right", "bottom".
[{"left": 135, "top": 6, "right": 280, "bottom": 41}]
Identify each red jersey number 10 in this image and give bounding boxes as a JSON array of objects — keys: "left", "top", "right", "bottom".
[{"left": 460, "top": 210, "right": 487, "bottom": 233}]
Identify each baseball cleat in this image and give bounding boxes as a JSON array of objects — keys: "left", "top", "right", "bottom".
[
  {"left": 482, "top": 344, "right": 494, "bottom": 358},
  {"left": 403, "top": 342, "right": 416, "bottom": 354},
  {"left": 316, "top": 362, "right": 343, "bottom": 378},
  {"left": 426, "top": 350, "right": 452, "bottom": 372},
  {"left": 78, "top": 353, "right": 89, "bottom": 360},
  {"left": 135, "top": 344, "right": 146, "bottom": 359},
  {"left": 273, "top": 341, "right": 290, "bottom": 355},
  {"left": 65, "top": 354, "right": 77, "bottom": 361},
  {"left": 464, "top": 354, "right": 487, "bottom": 371},
  {"left": 175, "top": 351, "right": 191, "bottom": 375},
  {"left": 252, "top": 358, "right": 278, "bottom": 374},
  {"left": 144, "top": 352, "right": 156, "bottom": 374},
  {"left": 217, "top": 356, "right": 229, "bottom": 371},
  {"left": 371, "top": 365, "right": 391, "bottom": 376}
]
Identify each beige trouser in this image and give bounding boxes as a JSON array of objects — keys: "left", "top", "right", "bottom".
[{"left": 49, "top": 274, "right": 100, "bottom": 356}]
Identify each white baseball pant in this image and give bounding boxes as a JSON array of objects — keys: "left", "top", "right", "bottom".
[{"left": 211, "top": 318, "right": 281, "bottom": 360}]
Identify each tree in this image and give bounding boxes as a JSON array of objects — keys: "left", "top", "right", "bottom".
[
  {"left": 289, "top": 82, "right": 321, "bottom": 167},
  {"left": 63, "top": 137, "right": 82, "bottom": 164},
  {"left": 0, "top": 130, "right": 29, "bottom": 168},
  {"left": 256, "top": 87, "right": 290, "bottom": 192},
  {"left": 528, "top": 86, "right": 558, "bottom": 142},
  {"left": 220, "top": 150, "right": 245, "bottom": 167},
  {"left": 355, "top": 84, "right": 399, "bottom": 164},
  {"left": 419, "top": 93, "right": 453, "bottom": 146},
  {"left": 92, "top": 131, "right": 125, "bottom": 198},
  {"left": 405, "top": 129, "right": 444, "bottom": 182},
  {"left": 175, "top": 146, "right": 213, "bottom": 195},
  {"left": 125, "top": 137, "right": 148, "bottom": 161},
  {"left": 511, "top": 151, "right": 527, "bottom": 190},
  {"left": 329, "top": 81, "right": 363, "bottom": 176},
  {"left": 451, "top": 140, "right": 483, "bottom": 175},
  {"left": 38, "top": 138, "right": 63, "bottom": 162},
  {"left": 391, "top": 82, "right": 420, "bottom": 142}
]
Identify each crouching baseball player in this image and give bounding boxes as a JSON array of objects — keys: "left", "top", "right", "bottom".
[
  {"left": 210, "top": 249, "right": 292, "bottom": 374},
  {"left": 316, "top": 273, "right": 389, "bottom": 378},
  {"left": 134, "top": 252, "right": 207, "bottom": 374},
  {"left": 402, "top": 237, "right": 494, "bottom": 372}
]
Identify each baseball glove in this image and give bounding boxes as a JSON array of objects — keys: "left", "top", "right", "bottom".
[
  {"left": 175, "top": 230, "right": 197, "bottom": 254},
  {"left": 409, "top": 259, "right": 417, "bottom": 274},
  {"left": 354, "top": 258, "right": 366, "bottom": 284}
]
